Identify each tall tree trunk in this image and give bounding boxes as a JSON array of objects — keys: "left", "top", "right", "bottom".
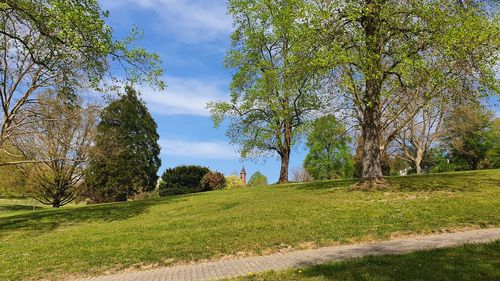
[
  {"left": 278, "top": 123, "right": 292, "bottom": 183},
  {"left": 415, "top": 158, "right": 422, "bottom": 174},
  {"left": 415, "top": 149, "right": 423, "bottom": 174},
  {"left": 52, "top": 200, "right": 61, "bottom": 208},
  {"left": 361, "top": 102, "right": 384, "bottom": 181},
  {"left": 278, "top": 149, "right": 290, "bottom": 183},
  {"left": 360, "top": 0, "right": 384, "bottom": 183}
]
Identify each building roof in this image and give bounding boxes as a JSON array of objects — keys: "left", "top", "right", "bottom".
[{"left": 240, "top": 166, "right": 246, "bottom": 174}]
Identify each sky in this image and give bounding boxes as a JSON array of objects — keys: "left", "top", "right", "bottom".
[{"left": 99, "top": 0, "right": 308, "bottom": 182}]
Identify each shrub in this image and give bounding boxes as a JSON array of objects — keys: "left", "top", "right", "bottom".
[
  {"left": 225, "top": 175, "right": 245, "bottom": 189},
  {"left": 430, "top": 162, "right": 458, "bottom": 173},
  {"left": 159, "top": 165, "right": 210, "bottom": 196},
  {"left": 248, "top": 171, "right": 268, "bottom": 187},
  {"left": 201, "top": 172, "right": 226, "bottom": 191},
  {"left": 132, "top": 189, "right": 160, "bottom": 201}
]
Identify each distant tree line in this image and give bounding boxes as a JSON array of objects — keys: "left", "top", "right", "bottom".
[{"left": 297, "top": 103, "right": 499, "bottom": 182}]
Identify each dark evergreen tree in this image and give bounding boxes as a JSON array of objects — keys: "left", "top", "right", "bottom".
[{"left": 85, "top": 87, "right": 161, "bottom": 202}]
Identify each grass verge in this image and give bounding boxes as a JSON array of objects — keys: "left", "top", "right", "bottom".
[{"left": 231, "top": 241, "right": 500, "bottom": 281}]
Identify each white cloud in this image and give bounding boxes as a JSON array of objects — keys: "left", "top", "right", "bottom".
[
  {"left": 102, "top": 0, "right": 232, "bottom": 43},
  {"left": 159, "top": 139, "right": 239, "bottom": 159},
  {"left": 139, "top": 76, "right": 228, "bottom": 116}
]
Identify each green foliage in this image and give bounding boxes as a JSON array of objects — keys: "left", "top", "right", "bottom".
[
  {"left": 1, "top": 0, "right": 165, "bottom": 90},
  {"left": 85, "top": 87, "right": 161, "bottom": 203},
  {"left": 208, "top": 0, "right": 322, "bottom": 182},
  {"left": 423, "top": 148, "right": 453, "bottom": 173},
  {"left": 201, "top": 172, "right": 227, "bottom": 191},
  {"left": 159, "top": 165, "right": 210, "bottom": 196},
  {"left": 443, "top": 105, "right": 495, "bottom": 170},
  {"left": 484, "top": 118, "right": 500, "bottom": 169},
  {"left": 304, "top": 115, "right": 354, "bottom": 180},
  {"left": 309, "top": 0, "right": 500, "bottom": 180},
  {"left": 225, "top": 175, "right": 245, "bottom": 189},
  {"left": 248, "top": 172, "right": 268, "bottom": 187}
]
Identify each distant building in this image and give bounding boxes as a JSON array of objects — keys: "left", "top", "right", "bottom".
[
  {"left": 399, "top": 166, "right": 411, "bottom": 176},
  {"left": 240, "top": 166, "right": 247, "bottom": 185}
]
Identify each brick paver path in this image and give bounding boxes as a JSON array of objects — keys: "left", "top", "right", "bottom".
[{"left": 77, "top": 228, "right": 500, "bottom": 281}]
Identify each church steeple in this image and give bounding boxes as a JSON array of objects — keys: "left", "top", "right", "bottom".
[{"left": 240, "top": 166, "right": 247, "bottom": 185}]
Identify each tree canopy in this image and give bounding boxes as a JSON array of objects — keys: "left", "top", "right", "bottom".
[
  {"left": 209, "top": 0, "right": 323, "bottom": 183},
  {"left": 443, "top": 105, "right": 495, "bottom": 170},
  {"left": 304, "top": 115, "right": 354, "bottom": 180},
  {"left": 14, "top": 90, "right": 98, "bottom": 207},
  {"left": 310, "top": 0, "right": 500, "bottom": 184},
  {"left": 84, "top": 87, "right": 161, "bottom": 203},
  {"left": 211, "top": 0, "right": 499, "bottom": 185},
  {"left": 248, "top": 171, "right": 268, "bottom": 187},
  {"left": 0, "top": 0, "right": 165, "bottom": 153}
]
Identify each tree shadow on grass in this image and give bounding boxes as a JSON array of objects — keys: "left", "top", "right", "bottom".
[
  {"left": 391, "top": 172, "right": 500, "bottom": 192},
  {"left": 0, "top": 204, "right": 42, "bottom": 212},
  {"left": 297, "top": 241, "right": 499, "bottom": 281},
  {"left": 295, "top": 179, "right": 358, "bottom": 190},
  {"left": 0, "top": 196, "right": 185, "bottom": 234},
  {"left": 293, "top": 171, "right": 499, "bottom": 193}
]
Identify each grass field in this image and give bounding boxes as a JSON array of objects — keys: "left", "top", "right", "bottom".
[
  {"left": 0, "top": 170, "right": 499, "bottom": 280},
  {"left": 0, "top": 197, "right": 42, "bottom": 214},
  {"left": 230, "top": 241, "right": 500, "bottom": 281}
]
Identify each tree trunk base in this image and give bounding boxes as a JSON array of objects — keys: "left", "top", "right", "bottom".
[{"left": 353, "top": 177, "right": 393, "bottom": 190}]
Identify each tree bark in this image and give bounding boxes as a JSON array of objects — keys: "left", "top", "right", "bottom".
[
  {"left": 277, "top": 121, "right": 292, "bottom": 183},
  {"left": 360, "top": 0, "right": 384, "bottom": 183},
  {"left": 415, "top": 158, "right": 422, "bottom": 174},
  {"left": 415, "top": 149, "right": 423, "bottom": 174},
  {"left": 278, "top": 149, "right": 290, "bottom": 183},
  {"left": 361, "top": 103, "right": 384, "bottom": 181}
]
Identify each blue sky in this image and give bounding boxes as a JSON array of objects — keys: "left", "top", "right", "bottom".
[{"left": 100, "top": 0, "right": 308, "bottom": 182}]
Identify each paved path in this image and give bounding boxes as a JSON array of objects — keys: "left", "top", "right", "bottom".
[{"left": 78, "top": 228, "right": 500, "bottom": 281}]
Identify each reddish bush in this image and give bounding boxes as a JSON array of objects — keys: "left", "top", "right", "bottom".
[{"left": 201, "top": 172, "right": 226, "bottom": 191}]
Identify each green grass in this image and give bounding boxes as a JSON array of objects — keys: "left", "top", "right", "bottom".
[
  {"left": 0, "top": 170, "right": 499, "bottom": 280},
  {"left": 231, "top": 241, "right": 500, "bottom": 281},
  {"left": 0, "top": 197, "right": 43, "bottom": 214},
  {"left": 0, "top": 196, "right": 83, "bottom": 215}
]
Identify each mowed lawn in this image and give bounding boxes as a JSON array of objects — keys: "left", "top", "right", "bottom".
[
  {"left": 231, "top": 241, "right": 500, "bottom": 281},
  {"left": 0, "top": 170, "right": 499, "bottom": 280}
]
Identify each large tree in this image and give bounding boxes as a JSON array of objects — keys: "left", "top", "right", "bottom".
[
  {"left": 209, "top": 0, "right": 322, "bottom": 183},
  {"left": 14, "top": 90, "right": 98, "bottom": 207},
  {"left": 443, "top": 105, "right": 494, "bottom": 170},
  {"left": 312, "top": 0, "right": 500, "bottom": 185},
  {"left": 304, "top": 114, "right": 354, "bottom": 180},
  {"left": 395, "top": 96, "right": 448, "bottom": 174},
  {"left": 84, "top": 87, "right": 161, "bottom": 203},
  {"left": 0, "top": 0, "right": 164, "bottom": 155}
]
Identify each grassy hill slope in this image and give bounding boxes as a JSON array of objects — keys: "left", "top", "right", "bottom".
[{"left": 0, "top": 170, "right": 499, "bottom": 280}]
